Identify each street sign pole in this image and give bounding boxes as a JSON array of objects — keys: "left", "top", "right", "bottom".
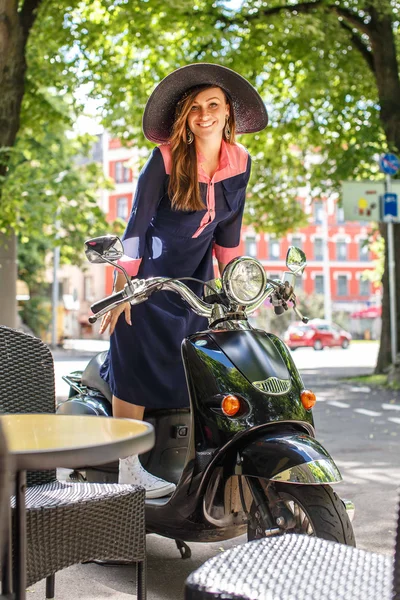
[{"left": 385, "top": 173, "right": 398, "bottom": 365}]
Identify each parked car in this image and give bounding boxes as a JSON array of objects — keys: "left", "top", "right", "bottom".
[{"left": 284, "top": 319, "right": 352, "bottom": 351}]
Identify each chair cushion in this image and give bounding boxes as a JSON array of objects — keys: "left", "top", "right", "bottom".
[
  {"left": 11, "top": 480, "right": 144, "bottom": 509},
  {"left": 185, "top": 535, "right": 393, "bottom": 600}
]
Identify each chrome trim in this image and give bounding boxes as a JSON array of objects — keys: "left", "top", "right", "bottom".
[
  {"left": 212, "top": 320, "right": 252, "bottom": 331},
  {"left": 222, "top": 257, "right": 267, "bottom": 306},
  {"left": 62, "top": 376, "right": 84, "bottom": 395},
  {"left": 253, "top": 377, "right": 291, "bottom": 396},
  {"left": 271, "top": 459, "right": 342, "bottom": 485},
  {"left": 147, "top": 278, "right": 213, "bottom": 317},
  {"left": 342, "top": 498, "right": 355, "bottom": 522},
  {"left": 246, "top": 284, "right": 275, "bottom": 313}
]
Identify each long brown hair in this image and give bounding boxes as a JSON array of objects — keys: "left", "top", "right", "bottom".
[{"left": 168, "top": 85, "right": 236, "bottom": 211}]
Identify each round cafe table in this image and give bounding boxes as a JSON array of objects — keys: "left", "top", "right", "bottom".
[{"left": 0, "top": 414, "right": 155, "bottom": 600}]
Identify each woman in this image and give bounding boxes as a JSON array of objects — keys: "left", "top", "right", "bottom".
[{"left": 99, "top": 63, "right": 268, "bottom": 497}]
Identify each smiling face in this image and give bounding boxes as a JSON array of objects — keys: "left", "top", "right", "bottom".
[{"left": 186, "top": 87, "right": 229, "bottom": 142}]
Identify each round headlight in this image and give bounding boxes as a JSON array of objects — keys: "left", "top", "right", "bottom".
[{"left": 222, "top": 257, "right": 267, "bottom": 306}]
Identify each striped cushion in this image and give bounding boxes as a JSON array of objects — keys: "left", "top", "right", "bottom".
[{"left": 11, "top": 481, "right": 144, "bottom": 509}]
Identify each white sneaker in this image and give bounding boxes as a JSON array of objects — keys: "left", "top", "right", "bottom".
[{"left": 118, "top": 455, "right": 176, "bottom": 499}]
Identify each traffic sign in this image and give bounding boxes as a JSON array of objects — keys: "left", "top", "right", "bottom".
[
  {"left": 379, "top": 153, "right": 400, "bottom": 175},
  {"left": 382, "top": 192, "right": 399, "bottom": 221},
  {"left": 342, "top": 182, "right": 383, "bottom": 222},
  {"left": 342, "top": 181, "right": 400, "bottom": 222}
]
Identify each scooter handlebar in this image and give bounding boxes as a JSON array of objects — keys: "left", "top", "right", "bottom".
[{"left": 91, "top": 289, "right": 127, "bottom": 315}]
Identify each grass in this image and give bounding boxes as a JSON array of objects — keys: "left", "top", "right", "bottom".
[{"left": 344, "top": 373, "right": 400, "bottom": 391}]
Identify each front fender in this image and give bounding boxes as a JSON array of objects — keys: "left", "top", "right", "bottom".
[{"left": 239, "top": 432, "right": 342, "bottom": 485}]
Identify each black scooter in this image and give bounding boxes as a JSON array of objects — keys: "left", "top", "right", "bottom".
[{"left": 57, "top": 236, "right": 355, "bottom": 552}]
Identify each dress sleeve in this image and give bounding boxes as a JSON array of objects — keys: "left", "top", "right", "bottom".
[
  {"left": 117, "top": 147, "right": 166, "bottom": 276},
  {"left": 214, "top": 154, "right": 251, "bottom": 264}
]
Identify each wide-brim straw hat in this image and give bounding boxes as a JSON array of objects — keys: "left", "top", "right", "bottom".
[{"left": 142, "top": 63, "right": 268, "bottom": 144}]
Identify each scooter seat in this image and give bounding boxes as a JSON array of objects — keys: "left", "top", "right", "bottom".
[{"left": 81, "top": 351, "right": 112, "bottom": 401}]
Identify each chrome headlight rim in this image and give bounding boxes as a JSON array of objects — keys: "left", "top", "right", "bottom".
[{"left": 222, "top": 256, "right": 267, "bottom": 306}]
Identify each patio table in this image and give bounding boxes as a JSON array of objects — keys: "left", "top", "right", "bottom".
[{"left": 0, "top": 413, "right": 154, "bottom": 600}]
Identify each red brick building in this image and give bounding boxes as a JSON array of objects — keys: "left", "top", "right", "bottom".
[{"left": 103, "top": 137, "right": 380, "bottom": 324}]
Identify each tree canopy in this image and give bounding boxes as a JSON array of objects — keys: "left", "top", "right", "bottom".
[{"left": 0, "top": 0, "right": 399, "bottom": 369}]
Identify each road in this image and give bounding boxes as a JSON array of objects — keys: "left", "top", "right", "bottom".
[{"left": 32, "top": 341, "right": 398, "bottom": 599}]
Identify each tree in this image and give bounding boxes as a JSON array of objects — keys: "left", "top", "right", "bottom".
[
  {"left": 3, "top": 0, "right": 397, "bottom": 374},
  {"left": 188, "top": 0, "right": 399, "bottom": 375},
  {"left": 0, "top": 0, "right": 306, "bottom": 328}
]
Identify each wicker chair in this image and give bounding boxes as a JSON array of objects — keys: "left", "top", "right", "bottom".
[
  {"left": 185, "top": 506, "right": 399, "bottom": 600},
  {"left": 0, "top": 325, "right": 147, "bottom": 600},
  {"left": 0, "top": 421, "right": 13, "bottom": 570}
]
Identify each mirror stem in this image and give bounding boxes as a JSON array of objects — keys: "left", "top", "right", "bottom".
[{"left": 92, "top": 250, "right": 131, "bottom": 284}]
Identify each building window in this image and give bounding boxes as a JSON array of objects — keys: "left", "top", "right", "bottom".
[
  {"left": 117, "top": 197, "right": 129, "bottom": 220},
  {"left": 336, "top": 241, "right": 347, "bottom": 261},
  {"left": 291, "top": 236, "right": 302, "bottom": 250},
  {"left": 359, "top": 240, "right": 369, "bottom": 262},
  {"left": 336, "top": 207, "right": 345, "bottom": 224},
  {"left": 359, "top": 279, "right": 370, "bottom": 297},
  {"left": 337, "top": 275, "right": 348, "bottom": 296},
  {"left": 269, "top": 240, "right": 280, "bottom": 260},
  {"left": 315, "top": 274, "right": 324, "bottom": 295},
  {"left": 115, "top": 161, "right": 130, "bottom": 183},
  {"left": 314, "top": 201, "right": 324, "bottom": 224},
  {"left": 245, "top": 235, "right": 257, "bottom": 258},
  {"left": 314, "top": 239, "right": 323, "bottom": 261}
]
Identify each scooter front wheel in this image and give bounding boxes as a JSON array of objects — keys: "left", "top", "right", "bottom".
[{"left": 247, "top": 482, "right": 355, "bottom": 546}]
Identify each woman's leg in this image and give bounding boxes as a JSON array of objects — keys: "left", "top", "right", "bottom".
[
  {"left": 113, "top": 396, "right": 145, "bottom": 420},
  {"left": 113, "top": 395, "right": 176, "bottom": 498}
]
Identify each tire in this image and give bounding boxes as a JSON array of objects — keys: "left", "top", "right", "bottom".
[
  {"left": 313, "top": 339, "right": 323, "bottom": 351},
  {"left": 247, "top": 483, "right": 355, "bottom": 547},
  {"left": 341, "top": 339, "right": 350, "bottom": 349}
]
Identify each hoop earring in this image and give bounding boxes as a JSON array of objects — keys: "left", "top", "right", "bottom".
[
  {"left": 224, "top": 117, "right": 231, "bottom": 141},
  {"left": 186, "top": 128, "right": 194, "bottom": 144}
]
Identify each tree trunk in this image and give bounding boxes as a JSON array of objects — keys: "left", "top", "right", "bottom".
[
  {"left": 0, "top": 1, "right": 29, "bottom": 166},
  {"left": 0, "top": 0, "right": 40, "bottom": 325},
  {"left": 368, "top": 9, "right": 400, "bottom": 372},
  {"left": 0, "top": 233, "right": 17, "bottom": 327},
  {"left": 375, "top": 221, "right": 400, "bottom": 373}
]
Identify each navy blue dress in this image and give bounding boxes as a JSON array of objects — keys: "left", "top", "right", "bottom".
[{"left": 100, "top": 140, "right": 251, "bottom": 408}]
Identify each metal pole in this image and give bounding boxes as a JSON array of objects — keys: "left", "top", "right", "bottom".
[
  {"left": 322, "top": 200, "right": 332, "bottom": 323},
  {"left": 385, "top": 174, "right": 398, "bottom": 365},
  {"left": 51, "top": 244, "right": 60, "bottom": 348}
]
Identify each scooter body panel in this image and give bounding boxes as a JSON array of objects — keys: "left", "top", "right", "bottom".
[
  {"left": 238, "top": 431, "right": 342, "bottom": 484},
  {"left": 182, "top": 329, "right": 313, "bottom": 454}
]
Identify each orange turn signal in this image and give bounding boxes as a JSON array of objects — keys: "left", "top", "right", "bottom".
[
  {"left": 221, "top": 395, "right": 241, "bottom": 417},
  {"left": 300, "top": 389, "right": 317, "bottom": 410}
]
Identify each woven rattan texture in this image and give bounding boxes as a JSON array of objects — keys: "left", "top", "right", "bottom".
[
  {"left": 0, "top": 326, "right": 147, "bottom": 592},
  {"left": 394, "top": 502, "right": 400, "bottom": 600},
  {"left": 185, "top": 535, "right": 393, "bottom": 600},
  {"left": 0, "top": 326, "right": 56, "bottom": 486},
  {"left": 21, "top": 484, "right": 146, "bottom": 587},
  {"left": 0, "top": 422, "right": 13, "bottom": 564}
]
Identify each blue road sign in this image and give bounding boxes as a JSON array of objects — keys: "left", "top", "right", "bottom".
[
  {"left": 379, "top": 153, "right": 400, "bottom": 175},
  {"left": 382, "top": 192, "right": 398, "bottom": 221}
]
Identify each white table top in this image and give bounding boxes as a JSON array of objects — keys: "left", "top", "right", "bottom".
[{"left": 0, "top": 414, "right": 155, "bottom": 470}]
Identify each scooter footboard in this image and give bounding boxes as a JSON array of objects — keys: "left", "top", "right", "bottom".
[{"left": 239, "top": 432, "right": 342, "bottom": 485}]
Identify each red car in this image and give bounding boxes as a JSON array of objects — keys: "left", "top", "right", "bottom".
[{"left": 284, "top": 320, "right": 352, "bottom": 351}]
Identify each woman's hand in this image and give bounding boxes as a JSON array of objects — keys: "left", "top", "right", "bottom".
[{"left": 99, "top": 302, "right": 132, "bottom": 335}]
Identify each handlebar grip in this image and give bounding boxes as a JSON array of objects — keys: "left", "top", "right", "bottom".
[
  {"left": 274, "top": 305, "right": 285, "bottom": 316},
  {"left": 91, "top": 290, "right": 126, "bottom": 315}
]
